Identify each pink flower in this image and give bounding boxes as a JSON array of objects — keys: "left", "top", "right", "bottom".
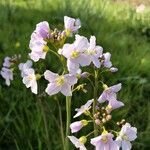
[
  {"left": 70, "top": 120, "right": 88, "bottom": 133},
  {"left": 64, "top": 16, "right": 81, "bottom": 36},
  {"left": 74, "top": 99, "right": 94, "bottom": 118},
  {"left": 19, "top": 60, "right": 33, "bottom": 77},
  {"left": 106, "top": 99, "right": 124, "bottom": 113},
  {"left": 29, "top": 39, "right": 49, "bottom": 62},
  {"left": 98, "top": 83, "right": 122, "bottom": 103},
  {"left": 68, "top": 136, "right": 87, "bottom": 150},
  {"left": 29, "top": 21, "right": 51, "bottom": 62},
  {"left": 91, "top": 132, "right": 118, "bottom": 150},
  {"left": 0, "top": 67, "right": 13, "bottom": 86},
  {"left": 59, "top": 35, "right": 90, "bottom": 74},
  {"left": 116, "top": 123, "right": 137, "bottom": 150},
  {"left": 84, "top": 36, "right": 103, "bottom": 68},
  {"left": 22, "top": 68, "right": 38, "bottom": 94},
  {"left": 44, "top": 70, "right": 77, "bottom": 96},
  {"left": 102, "top": 52, "right": 112, "bottom": 68}
]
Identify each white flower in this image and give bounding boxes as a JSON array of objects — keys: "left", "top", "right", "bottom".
[
  {"left": 91, "top": 132, "right": 118, "bottom": 150},
  {"left": 19, "top": 60, "right": 33, "bottom": 77},
  {"left": 68, "top": 136, "right": 87, "bottom": 150},
  {"left": 64, "top": 16, "right": 81, "bottom": 36},
  {"left": 0, "top": 67, "right": 13, "bottom": 86},
  {"left": 102, "top": 52, "right": 112, "bottom": 68},
  {"left": 22, "top": 68, "right": 37, "bottom": 94},
  {"left": 44, "top": 70, "right": 77, "bottom": 96},
  {"left": 70, "top": 120, "right": 88, "bottom": 133},
  {"left": 29, "top": 39, "right": 49, "bottom": 62},
  {"left": 3, "top": 57, "right": 11, "bottom": 67},
  {"left": 59, "top": 35, "right": 90, "bottom": 74},
  {"left": 85, "top": 36, "right": 103, "bottom": 68},
  {"left": 74, "top": 99, "right": 94, "bottom": 118},
  {"left": 116, "top": 123, "right": 137, "bottom": 150}
]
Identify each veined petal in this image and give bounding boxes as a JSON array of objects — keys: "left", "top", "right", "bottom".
[
  {"left": 45, "top": 83, "right": 61, "bottom": 96},
  {"left": 44, "top": 70, "right": 58, "bottom": 82},
  {"left": 61, "top": 83, "right": 72, "bottom": 96}
]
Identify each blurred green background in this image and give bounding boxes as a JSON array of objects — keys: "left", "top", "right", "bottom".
[{"left": 0, "top": 0, "right": 150, "bottom": 149}]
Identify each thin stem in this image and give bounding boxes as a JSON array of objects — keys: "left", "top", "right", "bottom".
[
  {"left": 65, "top": 96, "right": 71, "bottom": 150},
  {"left": 93, "top": 69, "right": 99, "bottom": 137},
  {"left": 57, "top": 100, "right": 65, "bottom": 150},
  {"left": 86, "top": 130, "right": 96, "bottom": 138},
  {"left": 39, "top": 99, "right": 51, "bottom": 150}
]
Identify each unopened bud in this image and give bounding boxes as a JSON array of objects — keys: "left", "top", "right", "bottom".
[
  {"left": 102, "top": 118, "right": 107, "bottom": 123},
  {"left": 95, "top": 119, "right": 101, "bottom": 125},
  {"left": 79, "top": 136, "right": 87, "bottom": 144},
  {"left": 106, "top": 115, "right": 112, "bottom": 121},
  {"left": 110, "top": 67, "right": 118, "bottom": 73},
  {"left": 81, "top": 120, "right": 88, "bottom": 126},
  {"left": 81, "top": 72, "right": 90, "bottom": 78},
  {"left": 36, "top": 74, "right": 41, "bottom": 80},
  {"left": 103, "top": 84, "right": 108, "bottom": 90}
]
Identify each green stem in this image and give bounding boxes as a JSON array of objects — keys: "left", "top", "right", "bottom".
[
  {"left": 39, "top": 99, "right": 51, "bottom": 150},
  {"left": 57, "top": 100, "right": 65, "bottom": 150},
  {"left": 65, "top": 96, "right": 71, "bottom": 150},
  {"left": 93, "top": 69, "right": 98, "bottom": 137}
]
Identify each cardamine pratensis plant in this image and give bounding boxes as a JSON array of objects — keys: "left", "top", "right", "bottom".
[{"left": 0, "top": 16, "right": 137, "bottom": 150}]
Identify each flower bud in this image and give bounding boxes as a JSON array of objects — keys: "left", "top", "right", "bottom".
[
  {"left": 103, "top": 84, "right": 108, "bottom": 90},
  {"left": 106, "top": 115, "right": 112, "bottom": 121},
  {"left": 35, "top": 74, "right": 41, "bottom": 80},
  {"left": 81, "top": 72, "right": 90, "bottom": 78},
  {"left": 102, "top": 118, "right": 106, "bottom": 123},
  {"left": 81, "top": 120, "right": 88, "bottom": 126},
  {"left": 79, "top": 136, "right": 87, "bottom": 144},
  {"left": 110, "top": 67, "right": 118, "bottom": 73},
  {"left": 95, "top": 119, "right": 101, "bottom": 125}
]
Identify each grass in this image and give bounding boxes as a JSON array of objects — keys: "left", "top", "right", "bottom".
[{"left": 0, "top": 0, "right": 150, "bottom": 149}]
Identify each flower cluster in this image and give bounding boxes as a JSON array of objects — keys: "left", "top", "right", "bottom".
[
  {"left": 1, "top": 16, "right": 137, "bottom": 150},
  {"left": 29, "top": 16, "right": 81, "bottom": 62},
  {"left": 0, "top": 55, "right": 20, "bottom": 86}
]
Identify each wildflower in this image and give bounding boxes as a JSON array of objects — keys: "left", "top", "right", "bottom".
[
  {"left": 106, "top": 99, "right": 124, "bottom": 113},
  {"left": 64, "top": 16, "right": 81, "bottom": 36},
  {"left": 3, "top": 57, "right": 11, "bottom": 67},
  {"left": 29, "top": 39, "right": 49, "bottom": 62},
  {"left": 91, "top": 132, "right": 118, "bottom": 150},
  {"left": 44, "top": 70, "right": 77, "bottom": 96},
  {"left": 68, "top": 136, "right": 87, "bottom": 150},
  {"left": 85, "top": 36, "right": 103, "bottom": 68},
  {"left": 19, "top": 60, "right": 33, "bottom": 77},
  {"left": 59, "top": 35, "right": 90, "bottom": 74},
  {"left": 22, "top": 68, "right": 37, "bottom": 94},
  {"left": 70, "top": 120, "right": 88, "bottom": 133},
  {"left": 110, "top": 67, "right": 118, "bottom": 73},
  {"left": 35, "top": 21, "right": 51, "bottom": 39},
  {"left": 0, "top": 67, "right": 13, "bottom": 86},
  {"left": 98, "top": 83, "right": 122, "bottom": 103},
  {"left": 102, "top": 52, "right": 112, "bottom": 68},
  {"left": 73, "top": 99, "right": 94, "bottom": 118},
  {"left": 116, "top": 123, "right": 137, "bottom": 150}
]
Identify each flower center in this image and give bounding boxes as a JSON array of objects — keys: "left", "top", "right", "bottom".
[
  {"left": 101, "top": 136, "right": 108, "bottom": 143},
  {"left": 71, "top": 51, "right": 79, "bottom": 58},
  {"left": 122, "top": 134, "right": 129, "bottom": 141},
  {"left": 28, "top": 75, "right": 34, "bottom": 81},
  {"left": 43, "top": 45, "right": 49, "bottom": 52},
  {"left": 56, "top": 76, "right": 65, "bottom": 86},
  {"left": 85, "top": 49, "right": 96, "bottom": 55}
]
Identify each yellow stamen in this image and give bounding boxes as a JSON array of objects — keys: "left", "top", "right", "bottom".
[
  {"left": 43, "top": 45, "right": 49, "bottom": 52},
  {"left": 71, "top": 51, "right": 79, "bottom": 58},
  {"left": 56, "top": 76, "right": 65, "bottom": 86}
]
